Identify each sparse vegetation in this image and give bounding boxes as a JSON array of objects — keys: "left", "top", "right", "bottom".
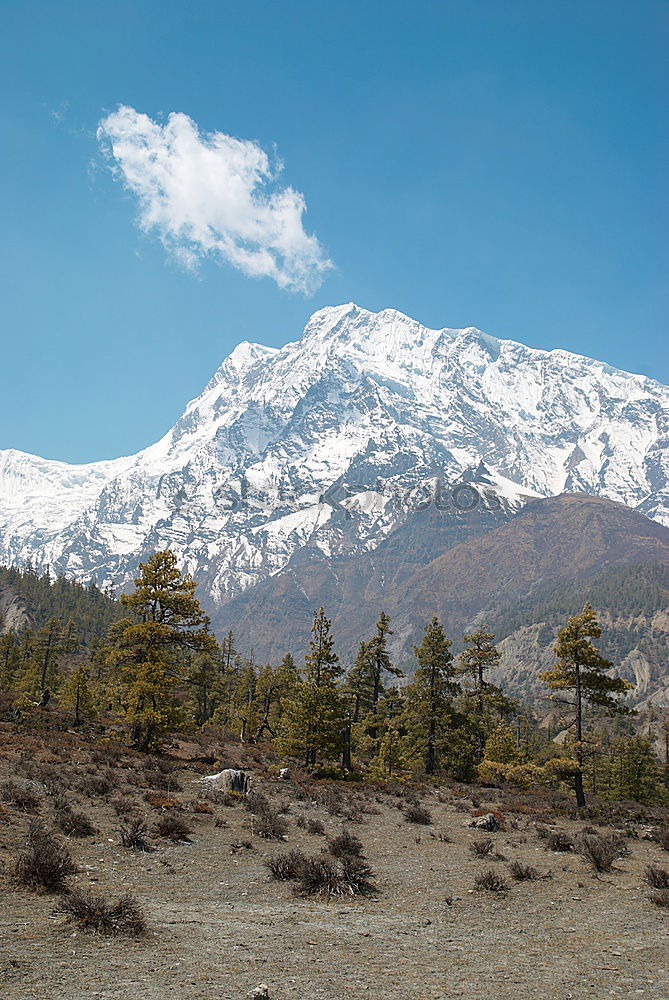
[
  {"left": 644, "top": 865, "right": 669, "bottom": 890},
  {"left": 1, "top": 780, "right": 40, "bottom": 812},
  {"left": 474, "top": 868, "right": 509, "bottom": 892},
  {"left": 53, "top": 798, "right": 96, "bottom": 837},
  {"left": 14, "top": 820, "right": 77, "bottom": 892},
  {"left": 265, "top": 849, "right": 308, "bottom": 880},
  {"left": 404, "top": 803, "right": 432, "bottom": 825},
  {"left": 59, "top": 890, "right": 147, "bottom": 936},
  {"left": 509, "top": 861, "right": 541, "bottom": 881},
  {"left": 470, "top": 836, "right": 494, "bottom": 857},
  {"left": 328, "top": 828, "right": 364, "bottom": 858},
  {"left": 295, "top": 814, "right": 326, "bottom": 835},
  {"left": 120, "top": 817, "right": 151, "bottom": 851},
  {"left": 576, "top": 833, "right": 621, "bottom": 873},
  {"left": 154, "top": 814, "right": 193, "bottom": 841}
]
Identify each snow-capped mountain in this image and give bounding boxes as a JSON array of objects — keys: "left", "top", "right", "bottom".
[{"left": 1, "top": 304, "right": 667, "bottom": 609}]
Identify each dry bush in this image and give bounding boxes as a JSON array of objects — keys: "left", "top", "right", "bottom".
[
  {"left": 245, "top": 791, "right": 288, "bottom": 839},
  {"left": 59, "top": 890, "right": 146, "bottom": 936},
  {"left": 143, "top": 768, "right": 181, "bottom": 793},
  {"left": 470, "top": 837, "right": 494, "bottom": 858},
  {"left": 316, "top": 787, "right": 344, "bottom": 817},
  {"left": 154, "top": 814, "right": 192, "bottom": 842},
  {"left": 265, "top": 849, "right": 308, "bottom": 881},
  {"left": 651, "top": 890, "right": 669, "bottom": 909},
  {"left": 404, "top": 803, "right": 432, "bottom": 826},
  {"left": 297, "top": 854, "right": 376, "bottom": 898},
  {"left": 657, "top": 828, "right": 669, "bottom": 853},
  {"left": 1, "top": 780, "right": 40, "bottom": 813},
  {"left": 474, "top": 869, "right": 509, "bottom": 892},
  {"left": 295, "top": 814, "right": 326, "bottom": 836},
  {"left": 328, "top": 829, "right": 364, "bottom": 859},
  {"left": 342, "top": 801, "right": 366, "bottom": 824},
  {"left": 14, "top": 820, "right": 77, "bottom": 892},
  {"left": 644, "top": 865, "right": 669, "bottom": 890},
  {"left": 253, "top": 808, "right": 288, "bottom": 840},
  {"left": 54, "top": 799, "right": 96, "bottom": 838},
  {"left": 113, "top": 797, "right": 139, "bottom": 818},
  {"left": 190, "top": 800, "right": 213, "bottom": 815},
  {"left": 509, "top": 861, "right": 541, "bottom": 881},
  {"left": 577, "top": 833, "right": 621, "bottom": 873},
  {"left": 120, "top": 817, "right": 151, "bottom": 851},
  {"left": 539, "top": 828, "right": 573, "bottom": 853},
  {"left": 78, "top": 774, "right": 113, "bottom": 797}
]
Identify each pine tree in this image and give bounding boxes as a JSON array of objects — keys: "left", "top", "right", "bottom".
[
  {"left": 106, "top": 551, "right": 215, "bottom": 751},
  {"left": 482, "top": 722, "right": 522, "bottom": 765},
  {"left": 60, "top": 665, "right": 97, "bottom": 724},
  {"left": 541, "top": 602, "right": 633, "bottom": 807},
  {"left": 404, "top": 617, "right": 460, "bottom": 775},
  {"left": 277, "top": 607, "right": 346, "bottom": 769}
]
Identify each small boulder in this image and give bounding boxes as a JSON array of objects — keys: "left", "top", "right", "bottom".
[
  {"left": 250, "top": 986, "right": 270, "bottom": 999},
  {"left": 200, "top": 768, "right": 251, "bottom": 794},
  {"left": 468, "top": 813, "right": 500, "bottom": 832}
]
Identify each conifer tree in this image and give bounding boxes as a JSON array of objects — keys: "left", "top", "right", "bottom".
[
  {"left": 106, "top": 551, "right": 215, "bottom": 751},
  {"left": 541, "top": 602, "right": 633, "bottom": 807},
  {"left": 404, "top": 617, "right": 460, "bottom": 775},
  {"left": 278, "top": 607, "right": 345, "bottom": 769},
  {"left": 60, "top": 665, "right": 97, "bottom": 724}
]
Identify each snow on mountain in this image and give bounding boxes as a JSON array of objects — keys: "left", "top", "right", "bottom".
[{"left": 1, "top": 303, "right": 667, "bottom": 608}]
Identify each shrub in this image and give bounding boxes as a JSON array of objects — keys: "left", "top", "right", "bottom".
[
  {"left": 253, "top": 808, "right": 288, "bottom": 840},
  {"left": 143, "top": 769, "right": 181, "bottom": 793},
  {"left": 540, "top": 829, "right": 573, "bottom": 853},
  {"left": 644, "top": 865, "right": 669, "bottom": 890},
  {"left": 404, "top": 804, "right": 432, "bottom": 826},
  {"left": 120, "top": 818, "right": 151, "bottom": 851},
  {"left": 154, "top": 814, "right": 192, "bottom": 842},
  {"left": 296, "top": 814, "right": 326, "bottom": 836},
  {"left": 59, "top": 890, "right": 146, "bottom": 936},
  {"left": 14, "top": 820, "right": 77, "bottom": 892},
  {"left": 328, "top": 829, "right": 364, "bottom": 859},
  {"left": 296, "top": 855, "right": 376, "bottom": 899},
  {"left": 651, "top": 890, "right": 669, "bottom": 908},
  {"left": 1, "top": 780, "right": 40, "bottom": 813},
  {"left": 577, "top": 834, "right": 621, "bottom": 873},
  {"left": 78, "top": 774, "right": 112, "bottom": 797},
  {"left": 657, "top": 828, "right": 669, "bottom": 853},
  {"left": 113, "top": 797, "right": 139, "bottom": 817},
  {"left": 265, "top": 850, "right": 308, "bottom": 881},
  {"left": 474, "top": 869, "right": 509, "bottom": 892},
  {"left": 470, "top": 837, "right": 494, "bottom": 858},
  {"left": 509, "top": 861, "right": 541, "bottom": 881},
  {"left": 54, "top": 800, "right": 96, "bottom": 838}
]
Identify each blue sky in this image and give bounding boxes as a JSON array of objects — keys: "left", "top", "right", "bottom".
[{"left": 1, "top": 0, "right": 667, "bottom": 463}]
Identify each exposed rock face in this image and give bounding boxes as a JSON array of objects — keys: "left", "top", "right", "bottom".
[{"left": 0, "top": 584, "right": 30, "bottom": 634}]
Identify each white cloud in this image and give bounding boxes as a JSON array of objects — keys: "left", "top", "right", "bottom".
[{"left": 97, "top": 106, "right": 332, "bottom": 293}]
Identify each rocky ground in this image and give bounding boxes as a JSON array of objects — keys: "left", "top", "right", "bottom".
[{"left": 1, "top": 724, "right": 668, "bottom": 1000}]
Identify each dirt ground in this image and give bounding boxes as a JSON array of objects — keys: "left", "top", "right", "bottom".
[{"left": 1, "top": 726, "right": 668, "bottom": 1000}]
